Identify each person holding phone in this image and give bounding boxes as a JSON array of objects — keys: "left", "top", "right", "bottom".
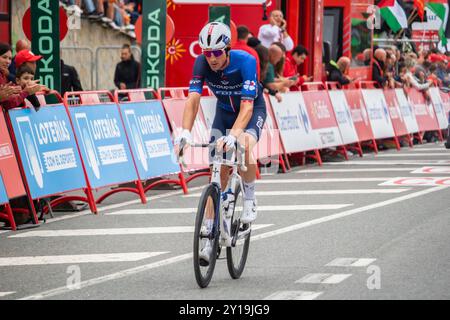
[
  {"left": 283, "top": 45, "right": 312, "bottom": 90},
  {"left": 258, "top": 10, "right": 294, "bottom": 51}
]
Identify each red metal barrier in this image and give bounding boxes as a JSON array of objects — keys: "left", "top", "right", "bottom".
[
  {"left": 359, "top": 81, "right": 401, "bottom": 150},
  {"left": 64, "top": 90, "right": 146, "bottom": 207},
  {"left": 3, "top": 92, "right": 82, "bottom": 227},
  {"left": 325, "top": 81, "right": 364, "bottom": 157},
  {"left": 158, "top": 87, "right": 211, "bottom": 185},
  {"left": 114, "top": 88, "right": 188, "bottom": 194},
  {"left": 406, "top": 88, "right": 443, "bottom": 142}
]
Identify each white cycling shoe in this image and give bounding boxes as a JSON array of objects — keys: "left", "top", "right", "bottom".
[
  {"left": 199, "top": 240, "right": 213, "bottom": 266},
  {"left": 241, "top": 199, "right": 257, "bottom": 224}
]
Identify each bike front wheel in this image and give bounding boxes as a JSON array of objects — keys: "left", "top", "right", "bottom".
[
  {"left": 226, "top": 184, "right": 251, "bottom": 279},
  {"left": 193, "top": 184, "right": 220, "bottom": 288}
]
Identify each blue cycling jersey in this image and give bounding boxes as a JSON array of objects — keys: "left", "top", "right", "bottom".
[{"left": 189, "top": 50, "right": 265, "bottom": 113}]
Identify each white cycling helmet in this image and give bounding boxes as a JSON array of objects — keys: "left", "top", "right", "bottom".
[{"left": 198, "top": 22, "right": 231, "bottom": 50}]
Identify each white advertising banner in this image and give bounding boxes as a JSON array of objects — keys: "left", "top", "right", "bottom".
[
  {"left": 328, "top": 90, "right": 359, "bottom": 145},
  {"left": 394, "top": 89, "right": 419, "bottom": 134},
  {"left": 361, "top": 89, "right": 396, "bottom": 139},
  {"left": 428, "top": 87, "right": 448, "bottom": 130},
  {"left": 269, "top": 92, "right": 319, "bottom": 153}
]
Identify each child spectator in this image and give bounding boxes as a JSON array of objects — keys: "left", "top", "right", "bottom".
[{"left": 15, "top": 64, "right": 45, "bottom": 111}]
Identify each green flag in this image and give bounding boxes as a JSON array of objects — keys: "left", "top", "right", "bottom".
[
  {"left": 141, "top": 0, "right": 167, "bottom": 89},
  {"left": 30, "top": 0, "right": 61, "bottom": 92}
]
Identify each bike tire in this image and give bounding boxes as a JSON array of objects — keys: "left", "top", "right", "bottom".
[
  {"left": 193, "top": 184, "right": 220, "bottom": 288},
  {"left": 226, "top": 184, "right": 251, "bottom": 279}
]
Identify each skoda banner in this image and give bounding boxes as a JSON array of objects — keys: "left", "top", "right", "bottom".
[
  {"left": 31, "top": 0, "right": 61, "bottom": 93},
  {"left": 68, "top": 105, "right": 139, "bottom": 188},
  {"left": 118, "top": 101, "right": 180, "bottom": 179},
  {"left": 8, "top": 106, "right": 86, "bottom": 199},
  {"left": 141, "top": 0, "right": 167, "bottom": 90}
]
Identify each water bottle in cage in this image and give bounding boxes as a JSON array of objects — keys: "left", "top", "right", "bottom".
[{"left": 221, "top": 188, "right": 234, "bottom": 218}]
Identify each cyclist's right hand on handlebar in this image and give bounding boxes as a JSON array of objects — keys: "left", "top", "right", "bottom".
[{"left": 174, "top": 129, "right": 192, "bottom": 157}]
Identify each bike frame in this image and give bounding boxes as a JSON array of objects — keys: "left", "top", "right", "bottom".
[{"left": 210, "top": 150, "right": 244, "bottom": 247}]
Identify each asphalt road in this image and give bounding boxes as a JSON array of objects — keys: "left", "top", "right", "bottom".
[{"left": 1, "top": 141, "right": 449, "bottom": 301}]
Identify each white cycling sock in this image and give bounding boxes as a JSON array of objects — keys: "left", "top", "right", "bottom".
[{"left": 243, "top": 180, "right": 256, "bottom": 201}]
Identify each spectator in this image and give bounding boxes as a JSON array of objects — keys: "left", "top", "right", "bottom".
[
  {"left": 258, "top": 10, "right": 294, "bottom": 51},
  {"left": 363, "top": 48, "right": 372, "bottom": 66},
  {"left": 254, "top": 44, "right": 282, "bottom": 102},
  {"left": 0, "top": 85, "right": 21, "bottom": 102},
  {"left": 15, "top": 49, "right": 42, "bottom": 73},
  {"left": 0, "top": 43, "right": 46, "bottom": 111},
  {"left": 247, "top": 37, "right": 261, "bottom": 48},
  {"left": 267, "top": 43, "right": 292, "bottom": 94},
  {"left": 7, "top": 39, "right": 30, "bottom": 82},
  {"left": 234, "top": 25, "right": 260, "bottom": 80},
  {"left": 326, "top": 57, "right": 353, "bottom": 86},
  {"left": 283, "top": 45, "right": 312, "bottom": 90},
  {"left": 15, "top": 64, "right": 42, "bottom": 111},
  {"left": 372, "top": 48, "right": 388, "bottom": 88},
  {"left": 61, "top": 59, "right": 83, "bottom": 97},
  {"left": 403, "top": 57, "right": 433, "bottom": 91},
  {"left": 271, "top": 42, "right": 297, "bottom": 90},
  {"left": 430, "top": 53, "right": 450, "bottom": 88},
  {"left": 114, "top": 44, "right": 140, "bottom": 91}
]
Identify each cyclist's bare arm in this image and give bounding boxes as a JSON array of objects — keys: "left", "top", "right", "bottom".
[
  {"left": 229, "top": 100, "right": 254, "bottom": 138},
  {"left": 182, "top": 92, "right": 201, "bottom": 130}
]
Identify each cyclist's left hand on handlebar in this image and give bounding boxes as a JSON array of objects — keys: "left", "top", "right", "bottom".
[{"left": 217, "top": 134, "right": 237, "bottom": 152}]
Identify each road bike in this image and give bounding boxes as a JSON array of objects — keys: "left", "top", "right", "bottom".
[{"left": 179, "top": 141, "right": 252, "bottom": 288}]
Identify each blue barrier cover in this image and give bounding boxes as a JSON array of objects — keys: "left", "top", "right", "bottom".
[
  {"left": 68, "top": 104, "right": 138, "bottom": 188},
  {"left": 9, "top": 106, "right": 87, "bottom": 199},
  {"left": 119, "top": 101, "right": 179, "bottom": 179},
  {"left": 0, "top": 174, "right": 8, "bottom": 204}
]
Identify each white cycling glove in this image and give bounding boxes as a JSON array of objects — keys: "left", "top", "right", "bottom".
[
  {"left": 217, "top": 134, "right": 237, "bottom": 150},
  {"left": 174, "top": 129, "right": 192, "bottom": 146}
]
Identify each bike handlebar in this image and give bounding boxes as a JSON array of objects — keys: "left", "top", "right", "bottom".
[{"left": 177, "top": 140, "right": 247, "bottom": 172}]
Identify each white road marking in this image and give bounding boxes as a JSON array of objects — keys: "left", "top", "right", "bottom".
[
  {"left": 411, "top": 167, "right": 450, "bottom": 174},
  {"left": 326, "top": 161, "right": 448, "bottom": 166},
  {"left": 256, "top": 178, "right": 393, "bottom": 183},
  {"left": 249, "top": 186, "right": 446, "bottom": 242},
  {"left": 375, "top": 153, "right": 449, "bottom": 157},
  {"left": 264, "top": 291, "right": 323, "bottom": 300},
  {"left": 19, "top": 253, "right": 194, "bottom": 300},
  {"left": 106, "top": 205, "right": 352, "bottom": 216},
  {"left": 407, "top": 148, "right": 448, "bottom": 151},
  {"left": 0, "top": 252, "right": 168, "bottom": 267},
  {"left": 0, "top": 292, "right": 15, "bottom": 297},
  {"left": 379, "top": 177, "right": 450, "bottom": 187},
  {"left": 297, "top": 168, "right": 419, "bottom": 173},
  {"left": 295, "top": 273, "right": 352, "bottom": 284},
  {"left": 0, "top": 185, "right": 206, "bottom": 235},
  {"left": 184, "top": 189, "right": 410, "bottom": 198},
  {"left": 326, "top": 258, "right": 377, "bottom": 267},
  {"left": 19, "top": 186, "right": 446, "bottom": 300},
  {"left": 9, "top": 224, "right": 273, "bottom": 238}
]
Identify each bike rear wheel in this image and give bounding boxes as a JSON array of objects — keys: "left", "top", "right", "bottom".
[
  {"left": 226, "top": 184, "right": 251, "bottom": 279},
  {"left": 193, "top": 184, "right": 220, "bottom": 288}
]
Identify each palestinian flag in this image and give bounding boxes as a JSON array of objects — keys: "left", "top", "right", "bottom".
[
  {"left": 378, "top": 0, "right": 408, "bottom": 32},
  {"left": 426, "top": 0, "right": 449, "bottom": 45}
]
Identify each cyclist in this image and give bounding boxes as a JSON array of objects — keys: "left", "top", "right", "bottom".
[{"left": 174, "top": 22, "right": 266, "bottom": 265}]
